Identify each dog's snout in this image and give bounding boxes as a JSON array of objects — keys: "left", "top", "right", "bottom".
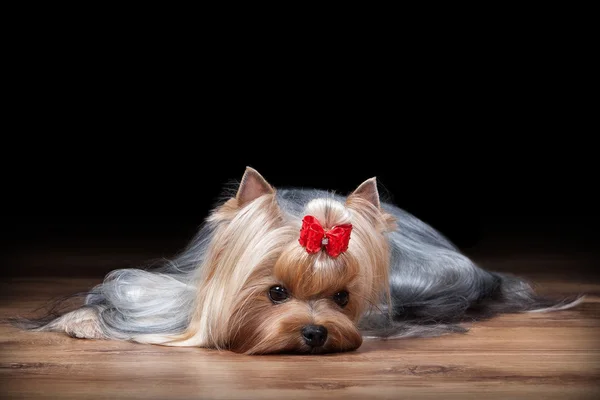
[{"left": 301, "top": 325, "right": 328, "bottom": 347}]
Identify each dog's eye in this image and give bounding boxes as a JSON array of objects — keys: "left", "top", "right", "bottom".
[
  {"left": 268, "top": 286, "right": 290, "bottom": 303},
  {"left": 333, "top": 290, "right": 349, "bottom": 307}
]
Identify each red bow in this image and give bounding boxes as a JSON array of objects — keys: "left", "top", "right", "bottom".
[{"left": 298, "top": 215, "right": 352, "bottom": 258}]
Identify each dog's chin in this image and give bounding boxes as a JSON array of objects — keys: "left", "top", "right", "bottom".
[
  {"left": 230, "top": 330, "right": 363, "bottom": 355},
  {"left": 298, "top": 342, "right": 362, "bottom": 355},
  {"left": 238, "top": 342, "right": 362, "bottom": 356}
]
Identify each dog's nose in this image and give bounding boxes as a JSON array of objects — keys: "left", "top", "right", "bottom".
[{"left": 301, "top": 325, "right": 328, "bottom": 347}]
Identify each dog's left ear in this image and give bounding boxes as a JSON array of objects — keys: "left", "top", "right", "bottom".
[
  {"left": 236, "top": 167, "right": 275, "bottom": 207},
  {"left": 348, "top": 177, "right": 380, "bottom": 209},
  {"left": 347, "top": 177, "right": 397, "bottom": 231}
]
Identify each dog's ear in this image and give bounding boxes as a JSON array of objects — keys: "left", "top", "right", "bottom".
[
  {"left": 236, "top": 167, "right": 275, "bottom": 207},
  {"left": 347, "top": 177, "right": 397, "bottom": 231},
  {"left": 348, "top": 177, "right": 380, "bottom": 209}
]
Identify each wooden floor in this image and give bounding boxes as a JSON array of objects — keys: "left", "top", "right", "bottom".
[{"left": 1, "top": 255, "right": 599, "bottom": 399}]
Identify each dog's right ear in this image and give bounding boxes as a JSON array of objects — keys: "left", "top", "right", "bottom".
[{"left": 236, "top": 167, "right": 275, "bottom": 207}]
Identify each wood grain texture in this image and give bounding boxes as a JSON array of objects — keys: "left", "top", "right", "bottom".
[{"left": 1, "top": 261, "right": 599, "bottom": 400}]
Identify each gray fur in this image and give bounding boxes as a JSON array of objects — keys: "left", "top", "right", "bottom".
[
  {"left": 14, "top": 187, "right": 583, "bottom": 342},
  {"left": 278, "top": 188, "right": 584, "bottom": 338},
  {"left": 14, "top": 223, "right": 215, "bottom": 340}
]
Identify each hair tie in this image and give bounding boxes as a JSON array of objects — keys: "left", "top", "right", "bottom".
[{"left": 298, "top": 215, "right": 352, "bottom": 258}]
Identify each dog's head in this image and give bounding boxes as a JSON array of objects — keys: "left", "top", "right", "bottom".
[{"left": 191, "top": 167, "right": 396, "bottom": 354}]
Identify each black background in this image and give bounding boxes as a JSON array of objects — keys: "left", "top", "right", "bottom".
[{"left": 1, "top": 29, "right": 597, "bottom": 278}]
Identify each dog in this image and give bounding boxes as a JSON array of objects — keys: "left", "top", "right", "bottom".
[{"left": 15, "top": 167, "right": 584, "bottom": 354}]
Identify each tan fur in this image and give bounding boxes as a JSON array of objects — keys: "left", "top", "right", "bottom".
[
  {"left": 123, "top": 168, "right": 396, "bottom": 354},
  {"left": 44, "top": 307, "right": 106, "bottom": 340}
]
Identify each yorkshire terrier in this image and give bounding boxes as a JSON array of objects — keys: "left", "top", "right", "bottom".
[{"left": 16, "top": 167, "right": 584, "bottom": 354}]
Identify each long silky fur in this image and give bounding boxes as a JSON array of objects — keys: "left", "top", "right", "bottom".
[{"left": 12, "top": 185, "right": 584, "bottom": 346}]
